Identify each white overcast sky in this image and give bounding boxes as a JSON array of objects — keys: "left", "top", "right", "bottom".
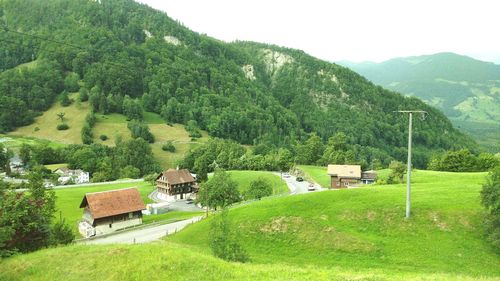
[{"left": 138, "top": 0, "right": 500, "bottom": 63}]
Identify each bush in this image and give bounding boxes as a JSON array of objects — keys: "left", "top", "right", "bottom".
[
  {"left": 209, "top": 209, "right": 249, "bottom": 263},
  {"left": 60, "top": 91, "right": 72, "bottom": 107},
  {"left": 244, "top": 177, "right": 272, "bottom": 200},
  {"left": 99, "top": 135, "right": 108, "bottom": 141},
  {"left": 50, "top": 216, "right": 75, "bottom": 246},
  {"left": 120, "top": 165, "right": 140, "bottom": 179},
  {"left": 56, "top": 123, "right": 69, "bottom": 130},
  {"left": 481, "top": 166, "right": 500, "bottom": 252},
  {"left": 162, "top": 141, "right": 176, "bottom": 152}
]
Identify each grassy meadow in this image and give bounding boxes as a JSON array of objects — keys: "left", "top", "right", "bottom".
[
  {"left": 8, "top": 93, "right": 89, "bottom": 144},
  {"left": 168, "top": 170, "right": 499, "bottom": 279},
  {"left": 226, "top": 170, "right": 289, "bottom": 195}
]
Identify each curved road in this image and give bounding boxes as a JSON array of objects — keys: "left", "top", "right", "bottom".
[{"left": 82, "top": 216, "right": 203, "bottom": 244}]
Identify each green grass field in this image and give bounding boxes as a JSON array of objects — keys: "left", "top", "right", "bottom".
[
  {"left": 297, "top": 165, "right": 331, "bottom": 187},
  {"left": 167, "top": 170, "right": 499, "bottom": 279},
  {"left": 0, "top": 135, "right": 66, "bottom": 152},
  {"left": 8, "top": 93, "right": 89, "bottom": 144},
  {"left": 226, "top": 170, "right": 289, "bottom": 195},
  {"left": 1, "top": 170, "right": 498, "bottom": 280}
]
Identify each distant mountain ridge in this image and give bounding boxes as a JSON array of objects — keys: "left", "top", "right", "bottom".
[{"left": 339, "top": 53, "right": 500, "bottom": 151}]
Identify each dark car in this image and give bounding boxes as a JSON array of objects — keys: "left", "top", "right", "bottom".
[{"left": 296, "top": 176, "right": 304, "bottom": 182}]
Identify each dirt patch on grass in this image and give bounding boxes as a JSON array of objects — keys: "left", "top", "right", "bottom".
[
  {"left": 259, "top": 216, "right": 375, "bottom": 253},
  {"left": 429, "top": 211, "right": 450, "bottom": 231}
]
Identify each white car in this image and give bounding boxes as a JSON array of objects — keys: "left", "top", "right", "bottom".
[
  {"left": 307, "top": 183, "right": 316, "bottom": 191},
  {"left": 283, "top": 173, "right": 291, "bottom": 178}
]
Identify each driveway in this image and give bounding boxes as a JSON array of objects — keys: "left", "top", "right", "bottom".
[
  {"left": 82, "top": 216, "right": 203, "bottom": 245},
  {"left": 273, "top": 173, "right": 325, "bottom": 194},
  {"left": 148, "top": 190, "right": 204, "bottom": 212}
]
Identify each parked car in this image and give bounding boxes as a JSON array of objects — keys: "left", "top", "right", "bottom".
[
  {"left": 296, "top": 176, "right": 304, "bottom": 182},
  {"left": 283, "top": 173, "right": 291, "bottom": 178},
  {"left": 308, "top": 183, "right": 315, "bottom": 191}
]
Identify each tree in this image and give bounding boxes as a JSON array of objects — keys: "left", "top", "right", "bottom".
[
  {"left": 244, "top": 177, "right": 272, "bottom": 200},
  {"left": 56, "top": 112, "right": 65, "bottom": 122},
  {"left": 60, "top": 91, "right": 72, "bottom": 107},
  {"left": 120, "top": 165, "right": 140, "bottom": 179},
  {"left": 209, "top": 209, "right": 249, "bottom": 262},
  {"left": 0, "top": 172, "right": 55, "bottom": 255},
  {"left": 295, "top": 133, "right": 324, "bottom": 165},
  {"left": 197, "top": 170, "right": 241, "bottom": 214},
  {"left": 388, "top": 160, "right": 406, "bottom": 184},
  {"left": 481, "top": 166, "right": 500, "bottom": 252},
  {"left": 49, "top": 214, "right": 75, "bottom": 246},
  {"left": 0, "top": 144, "right": 13, "bottom": 172},
  {"left": 19, "top": 144, "right": 31, "bottom": 166}
]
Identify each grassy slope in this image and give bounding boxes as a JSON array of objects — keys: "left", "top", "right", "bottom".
[
  {"left": 227, "top": 170, "right": 289, "bottom": 195},
  {"left": 8, "top": 94, "right": 89, "bottom": 144},
  {"left": 169, "top": 170, "right": 500, "bottom": 279},
  {"left": 297, "top": 165, "right": 331, "bottom": 187},
  {"left": 92, "top": 112, "right": 209, "bottom": 168},
  {"left": 1, "top": 243, "right": 491, "bottom": 281}
]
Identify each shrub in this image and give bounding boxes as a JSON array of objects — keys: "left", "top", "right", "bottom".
[
  {"left": 209, "top": 209, "right": 249, "bottom": 263},
  {"left": 120, "top": 165, "right": 140, "bottom": 179},
  {"left": 49, "top": 216, "right": 75, "bottom": 246},
  {"left": 56, "top": 123, "right": 69, "bottom": 130},
  {"left": 162, "top": 141, "right": 176, "bottom": 152},
  {"left": 481, "top": 166, "right": 500, "bottom": 252},
  {"left": 99, "top": 135, "right": 108, "bottom": 141}
]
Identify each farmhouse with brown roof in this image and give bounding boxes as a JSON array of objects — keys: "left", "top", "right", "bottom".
[
  {"left": 78, "top": 188, "right": 146, "bottom": 237},
  {"left": 156, "top": 168, "right": 198, "bottom": 202}
]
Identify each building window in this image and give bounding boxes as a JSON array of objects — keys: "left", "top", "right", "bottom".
[{"left": 344, "top": 182, "right": 349, "bottom": 186}]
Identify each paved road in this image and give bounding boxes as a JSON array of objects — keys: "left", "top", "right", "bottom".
[
  {"left": 82, "top": 216, "right": 203, "bottom": 245},
  {"left": 148, "top": 190, "right": 204, "bottom": 212},
  {"left": 274, "top": 173, "right": 325, "bottom": 194}
]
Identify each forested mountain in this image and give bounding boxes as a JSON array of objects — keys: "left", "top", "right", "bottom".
[
  {"left": 0, "top": 0, "right": 476, "bottom": 168},
  {"left": 339, "top": 53, "right": 500, "bottom": 152}
]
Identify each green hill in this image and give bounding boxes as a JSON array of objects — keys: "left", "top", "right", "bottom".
[
  {"left": 1, "top": 170, "right": 498, "bottom": 280},
  {"left": 339, "top": 53, "right": 500, "bottom": 152},
  {"left": 0, "top": 0, "right": 476, "bottom": 167},
  {"left": 168, "top": 170, "right": 499, "bottom": 278}
]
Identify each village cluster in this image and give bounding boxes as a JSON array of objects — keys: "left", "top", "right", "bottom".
[{"left": 77, "top": 165, "right": 376, "bottom": 238}]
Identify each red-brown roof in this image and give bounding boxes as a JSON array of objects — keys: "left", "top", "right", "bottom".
[
  {"left": 157, "top": 169, "right": 196, "bottom": 185},
  {"left": 79, "top": 188, "right": 146, "bottom": 219}
]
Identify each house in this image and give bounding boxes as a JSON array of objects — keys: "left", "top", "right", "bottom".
[
  {"left": 78, "top": 188, "right": 146, "bottom": 238},
  {"left": 327, "top": 164, "right": 361, "bottom": 188},
  {"left": 327, "top": 165, "right": 378, "bottom": 188},
  {"left": 55, "top": 167, "right": 89, "bottom": 184},
  {"left": 156, "top": 168, "right": 198, "bottom": 202},
  {"left": 361, "top": 170, "right": 377, "bottom": 184}
]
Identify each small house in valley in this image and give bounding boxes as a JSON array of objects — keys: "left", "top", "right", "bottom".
[
  {"left": 55, "top": 167, "right": 89, "bottom": 184},
  {"left": 328, "top": 164, "right": 361, "bottom": 188},
  {"left": 327, "top": 165, "right": 378, "bottom": 188},
  {"left": 156, "top": 168, "right": 198, "bottom": 202},
  {"left": 78, "top": 188, "right": 146, "bottom": 238}
]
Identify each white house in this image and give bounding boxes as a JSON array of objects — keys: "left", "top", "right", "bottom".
[{"left": 55, "top": 167, "right": 90, "bottom": 184}]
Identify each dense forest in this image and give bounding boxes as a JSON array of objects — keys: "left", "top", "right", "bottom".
[{"left": 0, "top": 0, "right": 477, "bottom": 168}]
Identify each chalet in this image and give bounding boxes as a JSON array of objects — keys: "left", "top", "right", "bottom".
[
  {"left": 55, "top": 167, "right": 89, "bottom": 184},
  {"left": 156, "top": 168, "right": 198, "bottom": 202},
  {"left": 78, "top": 188, "right": 146, "bottom": 238},
  {"left": 327, "top": 165, "right": 377, "bottom": 188}
]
